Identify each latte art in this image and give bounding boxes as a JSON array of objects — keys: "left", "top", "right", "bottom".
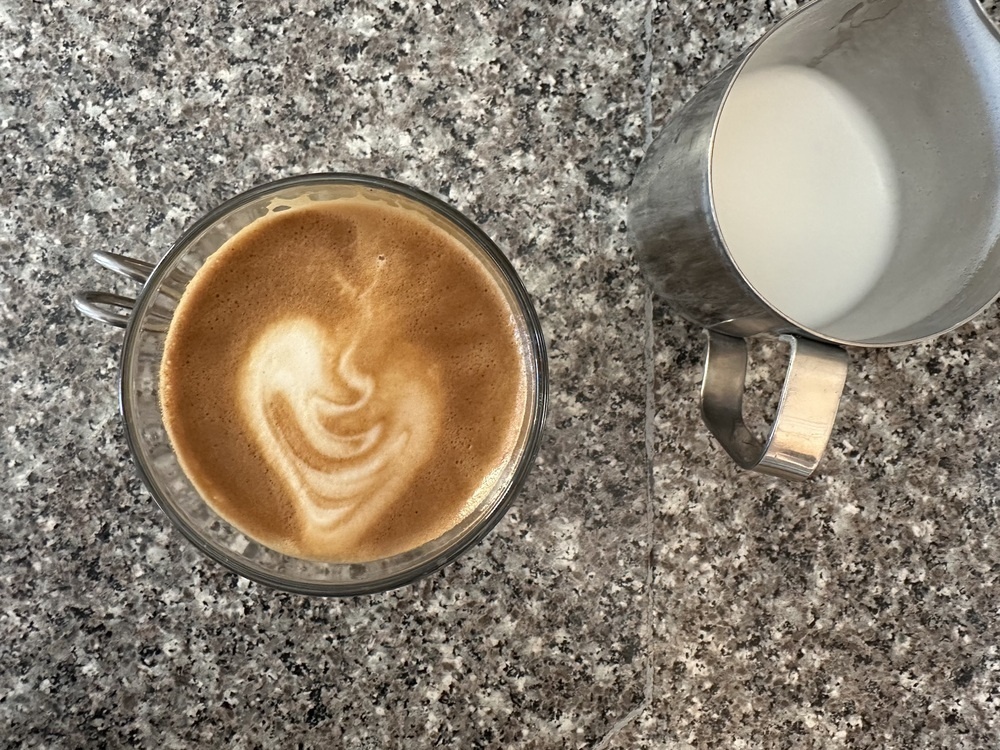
[
  {"left": 240, "top": 317, "right": 442, "bottom": 550},
  {"left": 159, "top": 194, "right": 528, "bottom": 562}
]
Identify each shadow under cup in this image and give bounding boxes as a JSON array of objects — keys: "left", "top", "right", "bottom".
[{"left": 118, "top": 174, "right": 548, "bottom": 596}]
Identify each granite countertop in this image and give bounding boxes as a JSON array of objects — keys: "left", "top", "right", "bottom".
[{"left": 3, "top": 0, "right": 1000, "bottom": 747}]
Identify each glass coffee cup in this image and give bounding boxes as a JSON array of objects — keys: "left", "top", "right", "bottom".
[{"left": 75, "top": 174, "right": 548, "bottom": 596}]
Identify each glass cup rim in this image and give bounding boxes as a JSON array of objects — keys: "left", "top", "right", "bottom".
[{"left": 117, "top": 172, "right": 549, "bottom": 596}]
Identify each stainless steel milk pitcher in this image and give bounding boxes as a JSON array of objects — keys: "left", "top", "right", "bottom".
[{"left": 628, "top": 0, "right": 1000, "bottom": 479}]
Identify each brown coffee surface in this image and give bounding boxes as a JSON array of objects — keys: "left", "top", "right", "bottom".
[{"left": 160, "top": 196, "right": 527, "bottom": 562}]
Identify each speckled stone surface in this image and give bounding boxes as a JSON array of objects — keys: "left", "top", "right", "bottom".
[{"left": 2, "top": 0, "right": 999, "bottom": 747}]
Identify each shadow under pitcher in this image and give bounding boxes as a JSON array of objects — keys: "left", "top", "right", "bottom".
[{"left": 628, "top": 0, "right": 1000, "bottom": 480}]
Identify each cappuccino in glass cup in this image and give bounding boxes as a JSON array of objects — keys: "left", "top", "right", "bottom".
[{"left": 76, "top": 174, "right": 548, "bottom": 595}]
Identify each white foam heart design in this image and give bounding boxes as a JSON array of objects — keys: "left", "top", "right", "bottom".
[{"left": 239, "top": 316, "right": 441, "bottom": 551}]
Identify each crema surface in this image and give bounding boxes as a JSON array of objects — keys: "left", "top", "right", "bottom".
[{"left": 160, "top": 197, "right": 527, "bottom": 562}]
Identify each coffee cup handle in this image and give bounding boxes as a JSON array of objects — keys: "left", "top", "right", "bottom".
[
  {"left": 73, "top": 251, "right": 154, "bottom": 328},
  {"left": 700, "top": 331, "right": 848, "bottom": 480}
]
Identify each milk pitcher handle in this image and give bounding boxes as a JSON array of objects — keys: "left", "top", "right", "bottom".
[
  {"left": 73, "top": 251, "right": 155, "bottom": 328},
  {"left": 701, "top": 332, "right": 848, "bottom": 480}
]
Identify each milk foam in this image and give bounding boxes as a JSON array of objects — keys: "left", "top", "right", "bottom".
[
  {"left": 712, "top": 65, "right": 900, "bottom": 331},
  {"left": 240, "top": 317, "right": 442, "bottom": 552}
]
